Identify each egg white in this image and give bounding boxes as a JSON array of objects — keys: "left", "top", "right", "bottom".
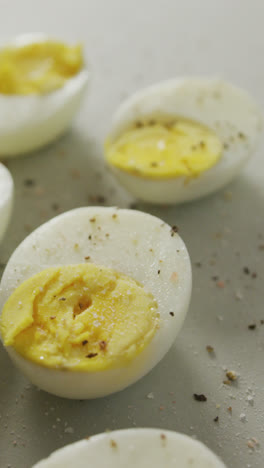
[
  {"left": 32, "top": 428, "right": 226, "bottom": 468},
  {"left": 0, "top": 163, "right": 14, "bottom": 242},
  {"left": 0, "top": 33, "right": 90, "bottom": 157},
  {"left": 106, "top": 77, "right": 262, "bottom": 204},
  {"left": 0, "top": 207, "right": 191, "bottom": 399}
]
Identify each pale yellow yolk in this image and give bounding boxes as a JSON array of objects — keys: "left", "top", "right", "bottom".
[
  {"left": 0, "top": 41, "right": 83, "bottom": 95},
  {"left": 0, "top": 264, "right": 159, "bottom": 371},
  {"left": 105, "top": 118, "right": 223, "bottom": 179}
]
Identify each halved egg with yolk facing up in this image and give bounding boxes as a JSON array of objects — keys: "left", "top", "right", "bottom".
[
  {"left": 0, "top": 207, "right": 191, "bottom": 399},
  {"left": 0, "top": 33, "right": 89, "bottom": 157},
  {"left": 105, "top": 77, "right": 262, "bottom": 204}
]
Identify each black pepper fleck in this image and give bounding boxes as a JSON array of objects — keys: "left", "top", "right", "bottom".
[
  {"left": 193, "top": 393, "right": 207, "bottom": 402},
  {"left": 24, "top": 179, "right": 35, "bottom": 187},
  {"left": 99, "top": 340, "right": 107, "bottom": 350},
  {"left": 51, "top": 202, "right": 59, "bottom": 211},
  {"left": 171, "top": 225, "right": 179, "bottom": 236},
  {"left": 96, "top": 195, "right": 105, "bottom": 204}
]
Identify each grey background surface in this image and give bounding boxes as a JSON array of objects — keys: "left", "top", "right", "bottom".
[{"left": 0, "top": 1, "right": 264, "bottom": 467}]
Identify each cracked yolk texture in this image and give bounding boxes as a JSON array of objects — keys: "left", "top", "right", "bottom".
[
  {"left": 0, "top": 264, "right": 159, "bottom": 371},
  {"left": 105, "top": 118, "right": 222, "bottom": 179},
  {"left": 0, "top": 41, "right": 83, "bottom": 95}
]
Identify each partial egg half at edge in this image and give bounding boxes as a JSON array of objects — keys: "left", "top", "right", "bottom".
[
  {"left": 32, "top": 428, "right": 227, "bottom": 468},
  {"left": 104, "top": 78, "right": 262, "bottom": 204},
  {"left": 0, "top": 163, "right": 14, "bottom": 242},
  {"left": 0, "top": 33, "right": 90, "bottom": 157},
  {"left": 0, "top": 207, "right": 192, "bottom": 399}
]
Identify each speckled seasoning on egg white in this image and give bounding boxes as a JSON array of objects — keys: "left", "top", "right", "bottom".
[
  {"left": 32, "top": 428, "right": 227, "bottom": 468},
  {"left": 0, "top": 207, "right": 192, "bottom": 399},
  {"left": 105, "top": 77, "right": 262, "bottom": 204},
  {"left": 0, "top": 162, "right": 14, "bottom": 242}
]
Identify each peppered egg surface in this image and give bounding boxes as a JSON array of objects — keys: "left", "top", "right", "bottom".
[
  {"left": 105, "top": 77, "right": 262, "bottom": 204},
  {"left": 32, "top": 428, "right": 227, "bottom": 468},
  {"left": 0, "top": 207, "right": 191, "bottom": 399}
]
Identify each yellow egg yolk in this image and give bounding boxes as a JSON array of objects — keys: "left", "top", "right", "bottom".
[
  {"left": 0, "top": 264, "right": 159, "bottom": 371},
  {"left": 0, "top": 41, "right": 83, "bottom": 95},
  {"left": 105, "top": 118, "right": 223, "bottom": 179}
]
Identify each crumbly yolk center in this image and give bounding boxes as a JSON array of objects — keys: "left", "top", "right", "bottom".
[
  {"left": 105, "top": 118, "right": 223, "bottom": 179},
  {"left": 0, "top": 264, "right": 159, "bottom": 371},
  {"left": 0, "top": 41, "right": 83, "bottom": 95}
]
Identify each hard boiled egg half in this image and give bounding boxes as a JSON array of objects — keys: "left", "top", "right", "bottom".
[
  {"left": 0, "top": 207, "right": 191, "bottom": 399},
  {"left": 0, "top": 163, "right": 14, "bottom": 241},
  {"left": 105, "top": 78, "right": 262, "bottom": 204},
  {"left": 0, "top": 33, "right": 89, "bottom": 157},
  {"left": 32, "top": 428, "right": 227, "bottom": 468}
]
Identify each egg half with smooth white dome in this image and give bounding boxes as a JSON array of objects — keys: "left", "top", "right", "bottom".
[
  {"left": 32, "top": 428, "right": 227, "bottom": 468},
  {"left": 0, "top": 207, "right": 191, "bottom": 399},
  {"left": 0, "top": 162, "right": 14, "bottom": 241},
  {"left": 104, "top": 77, "right": 262, "bottom": 204},
  {"left": 0, "top": 33, "right": 89, "bottom": 157}
]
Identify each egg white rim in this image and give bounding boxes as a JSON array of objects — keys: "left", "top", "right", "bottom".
[
  {"left": 110, "top": 77, "right": 262, "bottom": 134},
  {"left": 0, "top": 162, "right": 14, "bottom": 211},
  {"left": 32, "top": 428, "right": 226, "bottom": 467}
]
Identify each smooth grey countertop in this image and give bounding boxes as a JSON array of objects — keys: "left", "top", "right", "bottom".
[{"left": 0, "top": 1, "right": 263, "bottom": 467}]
